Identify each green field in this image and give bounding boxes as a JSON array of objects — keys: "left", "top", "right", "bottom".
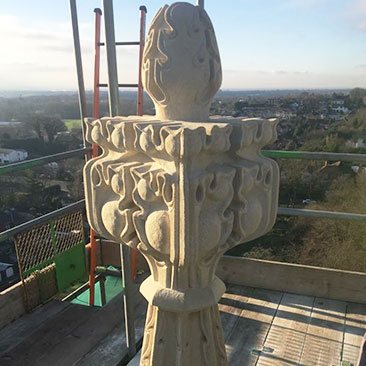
[{"left": 64, "top": 119, "right": 82, "bottom": 131}]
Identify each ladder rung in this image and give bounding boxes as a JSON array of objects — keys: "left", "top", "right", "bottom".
[
  {"left": 118, "top": 83, "right": 139, "bottom": 88},
  {"left": 98, "top": 83, "right": 139, "bottom": 88},
  {"left": 98, "top": 41, "right": 140, "bottom": 46}
]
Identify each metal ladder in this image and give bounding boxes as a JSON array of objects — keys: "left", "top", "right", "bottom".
[
  {"left": 69, "top": 0, "right": 147, "bottom": 359},
  {"left": 94, "top": 4, "right": 147, "bottom": 117},
  {"left": 90, "top": 3, "right": 147, "bottom": 302}
]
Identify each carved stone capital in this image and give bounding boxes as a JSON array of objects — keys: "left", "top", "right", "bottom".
[{"left": 84, "top": 116, "right": 279, "bottom": 365}]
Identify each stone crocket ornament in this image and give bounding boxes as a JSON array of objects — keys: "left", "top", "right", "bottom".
[{"left": 83, "top": 2, "right": 279, "bottom": 365}]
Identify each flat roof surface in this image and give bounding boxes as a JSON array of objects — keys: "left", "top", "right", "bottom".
[
  {"left": 1, "top": 282, "right": 365, "bottom": 366},
  {"left": 130, "top": 284, "right": 366, "bottom": 366}
]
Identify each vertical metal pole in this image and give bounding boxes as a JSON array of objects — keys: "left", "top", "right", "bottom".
[
  {"left": 102, "top": 0, "right": 135, "bottom": 357},
  {"left": 69, "top": 0, "right": 87, "bottom": 146},
  {"left": 88, "top": 8, "right": 102, "bottom": 307},
  {"left": 137, "top": 6, "right": 147, "bottom": 117},
  {"left": 93, "top": 8, "right": 102, "bottom": 122},
  {"left": 120, "top": 245, "right": 136, "bottom": 358},
  {"left": 14, "top": 236, "right": 29, "bottom": 312},
  {"left": 130, "top": 5, "right": 147, "bottom": 283},
  {"left": 197, "top": 0, "right": 204, "bottom": 9},
  {"left": 100, "top": 275, "right": 107, "bottom": 306},
  {"left": 102, "top": 0, "right": 120, "bottom": 116}
]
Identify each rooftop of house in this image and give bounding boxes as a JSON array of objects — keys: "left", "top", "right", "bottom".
[
  {"left": 0, "top": 148, "right": 27, "bottom": 154},
  {"left": 0, "top": 263, "right": 13, "bottom": 271}
]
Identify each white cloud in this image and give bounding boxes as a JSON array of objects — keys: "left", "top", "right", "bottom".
[
  {"left": 286, "top": 0, "right": 366, "bottom": 32},
  {"left": 223, "top": 69, "right": 366, "bottom": 89},
  {"left": 346, "top": 0, "right": 366, "bottom": 32},
  {"left": 0, "top": 14, "right": 141, "bottom": 90},
  {"left": 1, "top": 5, "right": 364, "bottom": 91},
  {"left": 0, "top": 15, "right": 82, "bottom": 89},
  {"left": 348, "top": 0, "right": 366, "bottom": 14},
  {"left": 285, "top": 0, "right": 329, "bottom": 9}
]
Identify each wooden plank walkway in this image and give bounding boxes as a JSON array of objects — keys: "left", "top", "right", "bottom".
[
  {"left": 1, "top": 282, "right": 365, "bottom": 366},
  {"left": 0, "top": 283, "right": 147, "bottom": 366},
  {"left": 222, "top": 284, "right": 366, "bottom": 366}
]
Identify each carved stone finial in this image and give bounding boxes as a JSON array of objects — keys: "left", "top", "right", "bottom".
[
  {"left": 84, "top": 2, "right": 279, "bottom": 365},
  {"left": 142, "top": 2, "right": 222, "bottom": 121}
]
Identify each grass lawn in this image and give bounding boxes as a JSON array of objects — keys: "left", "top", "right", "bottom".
[{"left": 64, "top": 119, "right": 82, "bottom": 131}]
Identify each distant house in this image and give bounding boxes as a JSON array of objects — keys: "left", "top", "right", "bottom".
[
  {"left": 351, "top": 165, "right": 366, "bottom": 174},
  {"left": 346, "top": 139, "right": 366, "bottom": 149},
  {"left": 356, "top": 139, "right": 366, "bottom": 149},
  {"left": 0, "top": 262, "right": 14, "bottom": 283},
  {"left": 0, "top": 148, "right": 28, "bottom": 164},
  {"left": 332, "top": 106, "right": 349, "bottom": 114}
]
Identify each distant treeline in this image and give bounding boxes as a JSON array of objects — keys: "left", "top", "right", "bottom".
[
  {"left": 0, "top": 91, "right": 155, "bottom": 122},
  {"left": 0, "top": 88, "right": 357, "bottom": 122}
]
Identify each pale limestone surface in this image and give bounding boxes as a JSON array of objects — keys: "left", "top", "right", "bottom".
[
  {"left": 142, "top": 2, "right": 222, "bottom": 122},
  {"left": 83, "top": 2, "right": 279, "bottom": 365}
]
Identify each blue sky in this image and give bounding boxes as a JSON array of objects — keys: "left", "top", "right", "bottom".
[{"left": 1, "top": 0, "right": 366, "bottom": 90}]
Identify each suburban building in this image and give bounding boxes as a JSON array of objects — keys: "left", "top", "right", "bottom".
[
  {"left": 333, "top": 106, "right": 350, "bottom": 114},
  {"left": 0, "top": 262, "right": 15, "bottom": 283},
  {"left": 0, "top": 148, "right": 28, "bottom": 164},
  {"left": 346, "top": 138, "right": 366, "bottom": 149}
]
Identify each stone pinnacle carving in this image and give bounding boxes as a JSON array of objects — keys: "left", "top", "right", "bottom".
[
  {"left": 142, "top": 2, "right": 222, "bottom": 121},
  {"left": 83, "top": 2, "right": 279, "bottom": 366}
]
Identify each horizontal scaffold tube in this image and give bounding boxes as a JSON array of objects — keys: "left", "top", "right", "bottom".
[
  {"left": 263, "top": 150, "right": 366, "bottom": 163},
  {"left": 278, "top": 206, "right": 366, "bottom": 221},
  {"left": 2, "top": 200, "right": 365, "bottom": 244},
  {"left": 0, "top": 147, "right": 90, "bottom": 176},
  {"left": 0, "top": 200, "right": 86, "bottom": 243}
]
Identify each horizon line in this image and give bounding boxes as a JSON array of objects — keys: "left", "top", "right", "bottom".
[{"left": 0, "top": 87, "right": 358, "bottom": 93}]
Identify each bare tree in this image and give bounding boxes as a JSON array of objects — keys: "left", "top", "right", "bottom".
[{"left": 28, "top": 112, "right": 67, "bottom": 143}]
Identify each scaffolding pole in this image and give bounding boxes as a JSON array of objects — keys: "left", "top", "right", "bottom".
[
  {"left": 197, "top": 0, "right": 204, "bottom": 9},
  {"left": 69, "top": 0, "right": 87, "bottom": 146},
  {"left": 137, "top": 6, "right": 147, "bottom": 116},
  {"left": 88, "top": 7, "right": 103, "bottom": 307},
  {"left": 120, "top": 245, "right": 136, "bottom": 358},
  {"left": 102, "top": 0, "right": 120, "bottom": 116},
  {"left": 102, "top": 0, "right": 136, "bottom": 357}
]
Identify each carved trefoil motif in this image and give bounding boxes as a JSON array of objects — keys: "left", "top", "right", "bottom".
[{"left": 83, "top": 2, "right": 279, "bottom": 366}]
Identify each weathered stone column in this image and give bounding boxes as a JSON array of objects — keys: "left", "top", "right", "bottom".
[{"left": 84, "top": 3, "right": 279, "bottom": 365}]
